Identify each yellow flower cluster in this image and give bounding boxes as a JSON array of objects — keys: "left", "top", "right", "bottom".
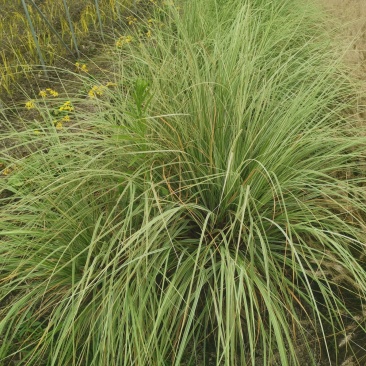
[
  {"left": 39, "top": 90, "right": 47, "bottom": 98},
  {"left": 116, "top": 35, "right": 133, "bottom": 48},
  {"left": 54, "top": 101, "right": 74, "bottom": 129},
  {"left": 25, "top": 100, "right": 35, "bottom": 110},
  {"left": 1, "top": 167, "right": 13, "bottom": 175},
  {"left": 126, "top": 15, "right": 137, "bottom": 26},
  {"left": 53, "top": 115, "right": 70, "bottom": 131},
  {"left": 59, "top": 101, "right": 74, "bottom": 112},
  {"left": 88, "top": 85, "right": 105, "bottom": 98},
  {"left": 75, "top": 62, "right": 88, "bottom": 73},
  {"left": 47, "top": 88, "right": 59, "bottom": 97},
  {"left": 39, "top": 88, "right": 59, "bottom": 98},
  {"left": 88, "top": 81, "right": 117, "bottom": 98}
]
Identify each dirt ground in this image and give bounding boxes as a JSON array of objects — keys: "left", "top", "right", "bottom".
[
  {"left": 318, "top": 0, "right": 366, "bottom": 128},
  {"left": 319, "top": 0, "right": 366, "bottom": 68},
  {"left": 314, "top": 3, "right": 366, "bottom": 366}
]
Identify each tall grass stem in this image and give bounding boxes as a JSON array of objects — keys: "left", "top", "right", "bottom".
[
  {"left": 61, "top": 0, "right": 80, "bottom": 58},
  {"left": 20, "top": 0, "right": 48, "bottom": 77},
  {"left": 94, "top": 0, "right": 105, "bottom": 42}
]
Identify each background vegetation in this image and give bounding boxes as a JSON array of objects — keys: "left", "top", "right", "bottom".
[
  {"left": 0, "top": 0, "right": 139, "bottom": 97},
  {"left": 1, "top": 0, "right": 366, "bottom": 365}
]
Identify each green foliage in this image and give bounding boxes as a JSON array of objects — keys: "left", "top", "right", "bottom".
[{"left": 1, "top": 0, "right": 366, "bottom": 365}]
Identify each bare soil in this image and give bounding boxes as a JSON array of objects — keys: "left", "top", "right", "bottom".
[
  {"left": 320, "top": 0, "right": 366, "bottom": 70},
  {"left": 313, "top": 2, "right": 366, "bottom": 365},
  {"left": 320, "top": 0, "right": 366, "bottom": 126},
  {"left": 319, "top": 0, "right": 366, "bottom": 124}
]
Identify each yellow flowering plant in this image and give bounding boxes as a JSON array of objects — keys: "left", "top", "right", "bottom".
[
  {"left": 47, "top": 101, "right": 74, "bottom": 129},
  {"left": 75, "top": 62, "right": 89, "bottom": 73},
  {"left": 115, "top": 35, "right": 133, "bottom": 48},
  {"left": 39, "top": 90, "right": 47, "bottom": 98},
  {"left": 25, "top": 100, "right": 35, "bottom": 110},
  {"left": 87, "top": 81, "right": 116, "bottom": 99},
  {"left": 46, "top": 88, "right": 59, "bottom": 97},
  {"left": 39, "top": 88, "right": 59, "bottom": 98},
  {"left": 2, "top": 167, "right": 11, "bottom": 176},
  {"left": 58, "top": 101, "right": 74, "bottom": 112},
  {"left": 88, "top": 85, "right": 106, "bottom": 98},
  {"left": 126, "top": 15, "right": 137, "bottom": 26},
  {"left": 55, "top": 121, "right": 63, "bottom": 130},
  {"left": 1, "top": 165, "right": 15, "bottom": 176}
]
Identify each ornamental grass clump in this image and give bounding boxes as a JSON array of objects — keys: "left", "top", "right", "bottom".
[{"left": 1, "top": 0, "right": 366, "bottom": 365}]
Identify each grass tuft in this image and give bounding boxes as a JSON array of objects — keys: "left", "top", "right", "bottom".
[{"left": 1, "top": 0, "right": 366, "bottom": 365}]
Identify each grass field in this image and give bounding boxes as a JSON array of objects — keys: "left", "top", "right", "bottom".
[{"left": 1, "top": 0, "right": 366, "bottom": 365}]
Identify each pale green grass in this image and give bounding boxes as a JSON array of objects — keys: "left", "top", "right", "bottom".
[{"left": 1, "top": 0, "right": 366, "bottom": 365}]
